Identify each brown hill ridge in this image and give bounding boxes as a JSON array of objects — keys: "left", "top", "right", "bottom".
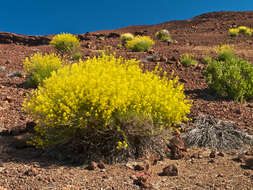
[
  {"left": 1, "top": 11, "right": 253, "bottom": 46},
  {"left": 0, "top": 31, "right": 51, "bottom": 45}
]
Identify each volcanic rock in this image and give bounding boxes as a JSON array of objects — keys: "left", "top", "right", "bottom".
[{"left": 159, "top": 164, "right": 178, "bottom": 176}]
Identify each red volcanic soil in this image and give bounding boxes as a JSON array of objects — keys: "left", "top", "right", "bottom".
[{"left": 0, "top": 11, "right": 252, "bottom": 189}]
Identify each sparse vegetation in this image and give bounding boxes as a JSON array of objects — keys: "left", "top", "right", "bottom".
[
  {"left": 117, "top": 43, "right": 123, "bottom": 48},
  {"left": 23, "top": 54, "right": 191, "bottom": 149},
  {"left": 103, "top": 46, "right": 113, "bottom": 55},
  {"left": 23, "top": 52, "right": 66, "bottom": 87},
  {"left": 181, "top": 53, "right": 198, "bottom": 67},
  {"left": 50, "top": 33, "right": 80, "bottom": 54},
  {"left": 126, "top": 36, "right": 155, "bottom": 52},
  {"left": 204, "top": 45, "right": 253, "bottom": 102},
  {"left": 98, "top": 36, "right": 105, "bottom": 41},
  {"left": 155, "top": 29, "right": 172, "bottom": 42}
]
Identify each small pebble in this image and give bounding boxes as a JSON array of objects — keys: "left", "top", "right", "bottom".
[{"left": 0, "top": 66, "right": 6, "bottom": 72}]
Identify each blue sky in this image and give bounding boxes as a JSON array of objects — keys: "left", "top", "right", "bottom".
[{"left": 1, "top": 0, "right": 252, "bottom": 35}]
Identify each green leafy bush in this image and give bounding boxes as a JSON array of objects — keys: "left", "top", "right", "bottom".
[
  {"left": 203, "top": 56, "right": 213, "bottom": 64},
  {"left": 126, "top": 36, "right": 155, "bottom": 52},
  {"left": 204, "top": 47, "right": 253, "bottom": 102},
  {"left": 215, "top": 45, "right": 235, "bottom": 61},
  {"left": 155, "top": 29, "right": 172, "bottom": 42},
  {"left": 71, "top": 52, "right": 82, "bottom": 60},
  {"left": 23, "top": 54, "right": 191, "bottom": 148},
  {"left": 50, "top": 33, "right": 80, "bottom": 54},
  {"left": 120, "top": 33, "right": 134, "bottom": 45},
  {"left": 181, "top": 53, "right": 198, "bottom": 67},
  {"left": 23, "top": 52, "right": 66, "bottom": 87}
]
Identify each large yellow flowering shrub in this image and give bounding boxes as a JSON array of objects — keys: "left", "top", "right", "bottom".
[
  {"left": 23, "top": 52, "right": 66, "bottom": 87},
  {"left": 50, "top": 33, "right": 80, "bottom": 54},
  {"left": 23, "top": 54, "right": 191, "bottom": 148}
]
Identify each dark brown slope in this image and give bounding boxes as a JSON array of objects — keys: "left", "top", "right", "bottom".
[{"left": 0, "top": 31, "right": 51, "bottom": 45}]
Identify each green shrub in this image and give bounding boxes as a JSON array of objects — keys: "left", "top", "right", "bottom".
[
  {"left": 23, "top": 52, "right": 66, "bottom": 87},
  {"left": 215, "top": 45, "right": 235, "bottom": 61},
  {"left": 204, "top": 48, "right": 253, "bottom": 102},
  {"left": 120, "top": 33, "right": 134, "bottom": 45},
  {"left": 181, "top": 53, "right": 198, "bottom": 67},
  {"left": 71, "top": 52, "right": 82, "bottom": 60},
  {"left": 23, "top": 54, "right": 191, "bottom": 148},
  {"left": 203, "top": 56, "right": 213, "bottom": 64},
  {"left": 126, "top": 36, "right": 155, "bottom": 52},
  {"left": 155, "top": 29, "right": 172, "bottom": 42},
  {"left": 50, "top": 33, "right": 80, "bottom": 54}
]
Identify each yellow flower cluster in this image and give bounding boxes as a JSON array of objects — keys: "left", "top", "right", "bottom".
[
  {"left": 229, "top": 26, "right": 253, "bottom": 36},
  {"left": 23, "top": 52, "right": 66, "bottom": 87},
  {"left": 126, "top": 36, "right": 155, "bottom": 52},
  {"left": 23, "top": 54, "right": 191, "bottom": 148},
  {"left": 116, "top": 140, "right": 128, "bottom": 150},
  {"left": 50, "top": 33, "right": 80, "bottom": 53}
]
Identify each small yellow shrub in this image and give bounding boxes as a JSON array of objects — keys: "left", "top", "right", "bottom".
[
  {"left": 120, "top": 33, "right": 134, "bottom": 45},
  {"left": 229, "top": 26, "right": 252, "bottom": 37},
  {"left": 214, "top": 44, "right": 235, "bottom": 61},
  {"left": 181, "top": 53, "right": 198, "bottom": 67},
  {"left": 23, "top": 54, "right": 191, "bottom": 148},
  {"left": 23, "top": 52, "right": 66, "bottom": 87},
  {"left": 229, "top": 28, "right": 239, "bottom": 36},
  {"left": 155, "top": 29, "right": 172, "bottom": 42},
  {"left": 126, "top": 36, "right": 155, "bottom": 52},
  {"left": 50, "top": 33, "right": 80, "bottom": 54},
  {"left": 238, "top": 26, "right": 248, "bottom": 33}
]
